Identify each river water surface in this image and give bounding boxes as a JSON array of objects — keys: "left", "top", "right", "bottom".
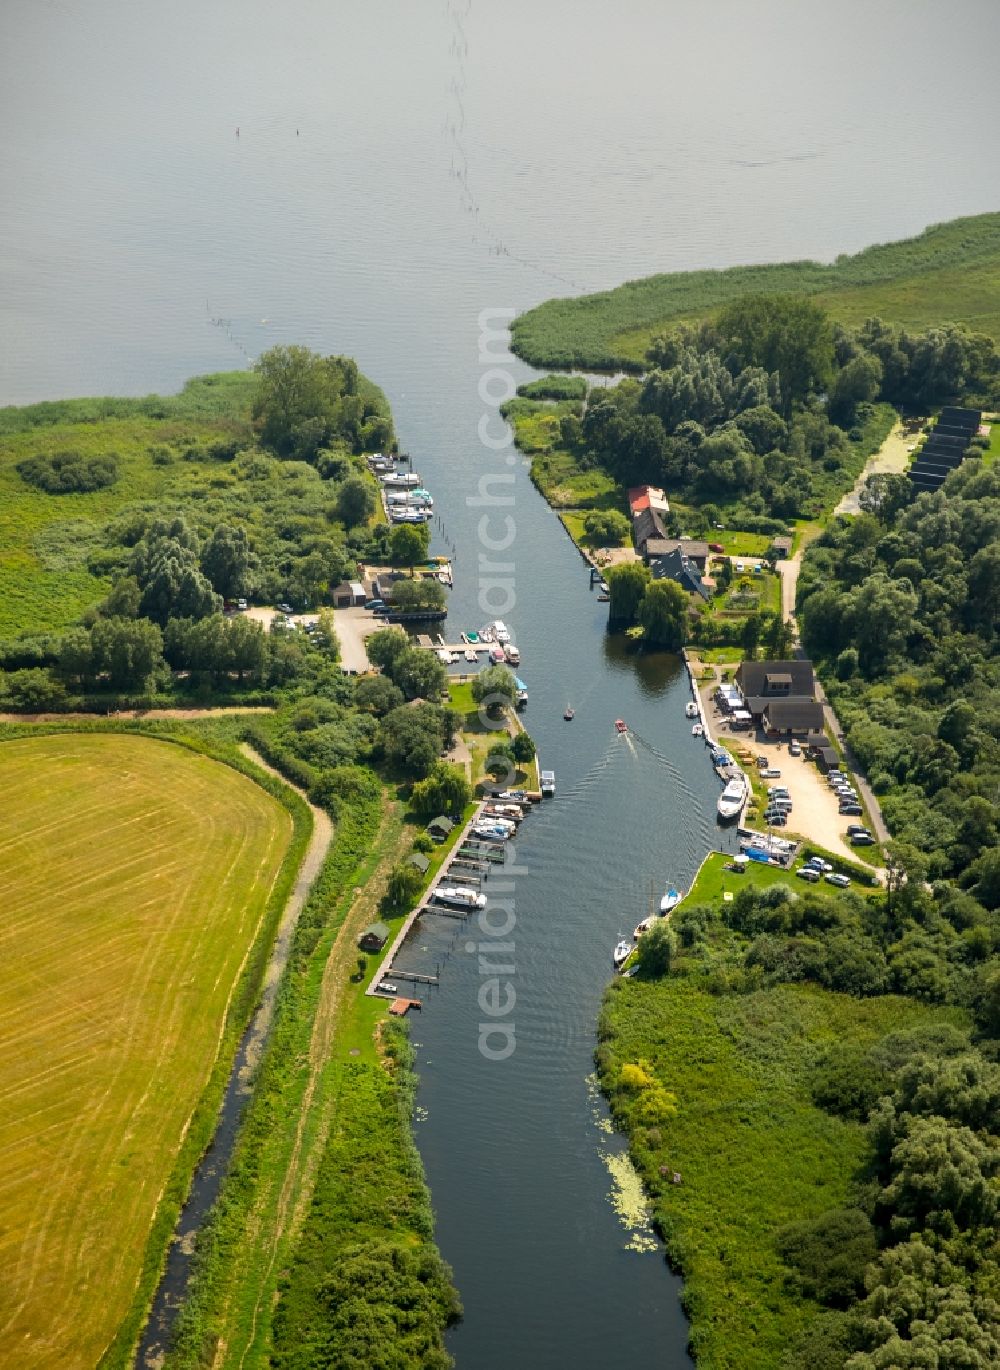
[{"left": 3, "top": 1, "right": 999, "bottom": 1365}]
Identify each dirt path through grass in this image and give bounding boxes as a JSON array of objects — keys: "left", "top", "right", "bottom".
[
  {"left": 236, "top": 746, "right": 333, "bottom": 1075},
  {"left": 213, "top": 785, "right": 410, "bottom": 1370},
  {"left": 834, "top": 418, "right": 913, "bottom": 515}
]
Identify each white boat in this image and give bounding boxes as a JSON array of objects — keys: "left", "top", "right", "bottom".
[
  {"left": 381, "top": 471, "right": 421, "bottom": 487},
  {"left": 613, "top": 938, "right": 632, "bottom": 971},
  {"left": 436, "top": 648, "right": 454, "bottom": 664},
  {"left": 503, "top": 642, "right": 520, "bottom": 665},
  {"left": 492, "top": 619, "right": 511, "bottom": 644},
  {"left": 435, "top": 886, "right": 488, "bottom": 911},
  {"left": 633, "top": 916, "right": 654, "bottom": 941},
  {"left": 717, "top": 776, "right": 748, "bottom": 821},
  {"left": 485, "top": 803, "right": 524, "bottom": 821},
  {"left": 473, "top": 822, "right": 512, "bottom": 841},
  {"left": 540, "top": 770, "right": 555, "bottom": 797},
  {"left": 685, "top": 701, "right": 699, "bottom": 718},
  {"left": 692, "top": 723, "right": 704, "bottom": 737},
  {"left": 464, "top": 647, "right": 478, "bottom": 662},
  {"left": 660, "top": 887, "right": 682, "bottom": 914}
]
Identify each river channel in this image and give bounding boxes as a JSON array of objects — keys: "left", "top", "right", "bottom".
[{"left": 4, "top": 1, "right": 999, "bottom": 1365}]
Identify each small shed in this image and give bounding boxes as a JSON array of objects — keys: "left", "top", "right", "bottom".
[
  {"left": 426, "top": 815, "right": 455, "bottom": 842},
  {"left": 407, "top": 852, "right": 431, "bottom": 875},
  {"left": 815, "top": 746, "right": 840, "bottom": 773},
  {"left": 770, "top": 535, "right": 793, "bottom": 559},
  {"left": 359, "top": 921, "right": 390, "bottom": 952}
]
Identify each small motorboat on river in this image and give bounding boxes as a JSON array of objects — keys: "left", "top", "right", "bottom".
[
  {"left": 613, "top": 938, "right": 632, "bottom": 971},
  {"left": 564, "top": 706, "right": 575, "bottom": 720},
  {"left": 692, "top": 722, "right": 704, "bottom": 737},
  {"left": 685, "top": 701, "right": 699, "bottom": 718},
  {"left": 615, "top": 718, "right": 628, "bottom": 734}
]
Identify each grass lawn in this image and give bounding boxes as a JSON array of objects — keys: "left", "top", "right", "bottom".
[
  {"left": 600, "top": 978, "right": 965, "bottom": 1368},
  {"left": 448, "top": 681, "right": 537, "bottom": 790},
  {"left": 560, "top": 510, "right": 629, "bottom": 550},
  {"left": 0, "top": 731, "right": 293, "bottom": 1369},
  {"left": 707, "top": 531, "right": 771, "bottom": 558}
]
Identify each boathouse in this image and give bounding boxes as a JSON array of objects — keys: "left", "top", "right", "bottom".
[
  {"left": 426, "top": 815, "right": 455, "bottom": 842},
  {"left": 736, "top": 659, "right": 818, "bottom": 730},
  {"left": 359, "top": 921, "right": 391, "bottom": 952},
  {"left": 407, "top": 851, "right": 431, "bottom": 875}
]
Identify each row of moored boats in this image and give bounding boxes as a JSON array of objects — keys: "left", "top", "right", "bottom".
[
  {"left": 368, "top": 452, "right": 435, "bottom": 524},
  {"left": 613, "top": 884, "right": 683, "bottom": 971}
]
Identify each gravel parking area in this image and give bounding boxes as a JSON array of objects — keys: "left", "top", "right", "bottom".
[
  {"left": 331, "top": 604, "right": 381, "bottom": 673},
  {"left": 740, "top": 735, "right": 863, "bottom": 864}
]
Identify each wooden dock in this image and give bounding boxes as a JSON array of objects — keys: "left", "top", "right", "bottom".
[{"left": 364, "top": 802, "right": 488, "bottom": 998}]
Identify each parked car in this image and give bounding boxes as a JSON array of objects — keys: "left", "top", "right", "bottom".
[
  {"left": 796, "top": 866, "right": 821, "bottom": 882},
  {"left": 278, "top": 601, "right": 294, "bottom": 614},
  {"left": 761, "top": 768, "right": 782, "bottom": 779},
  {"left": 846, "top": 824, "right": 870, "bottom": 835},
  {"left": 850, "top": 832, "right": 875, "bottom": 846},
  {"left": 767, "top": 786, "right": 790, "bottom": 798},
  {"left": 763, "top": 810, "right": 787, "bottom": 827},
  {"left": 709, "top": 542, "right": 725, "bottom": 554},
  {"left": 825, "top": 872, "right": 851, "bottom": 888},
  {"left": 770, "top": 798, "right": 793, "bottom": 812},
  {"left": 237, "top": 597, "right": 248, "bottom": 610},
  {"left": 840, "top": 802, "right": 863, "bottom": 816},
  {"left": 789, "top": 740, "right": 801, "bottom": 756},
  {"left": 806, "top": 857, "right": 833, "bottom": 873},
  {"left": 367, "top": 598, "right": 386, "bottom": 611}
]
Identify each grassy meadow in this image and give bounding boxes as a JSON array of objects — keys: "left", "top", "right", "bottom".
[
  {"left": 599, "top": 978, "right": 965, "bottom": 1368},
  {"left": 0, "top": 374, "right": 256, "bottom": 637},
  {"left": 511, "top": 211, "right": 1000, "bottom": 370},
  {"left": 0, "top": 732, "right": 293, "bottom": 1370}
]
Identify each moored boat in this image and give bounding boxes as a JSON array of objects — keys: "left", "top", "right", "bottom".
[
  {"left": 540, "top": 770, "right": 555, "bottom": 797},
  {"left": 717, "top": 775, "right": 748, "bottom": 821},
  {"left": 692, "top": 722, "right": 704, "bottom": 736},
  {"left": 660, "top": 886, "right": 682, "bottom": 914},
  {"left": 685, "top": 701, "right": 699, "bottom": 718},
  {"left": 503, "top": 642, "right": 520, "bottom": 665},
  {"left": 613, "top": 938, "right": 632, "bottom": 971},
  {"left": 473, "top": 821, "right": 513, "bottom": 841},
  {"left": 434, "top": 886, "right": 488, "bottom": 911},
  {"left": 633, "top": 916, "right": 654, "bottom": 941},
  {"left": 489, "top": 645, "right": 506, "bottom": 663},
  {"left": 464, "top": 647, "right": 478, "bottom": 662}
]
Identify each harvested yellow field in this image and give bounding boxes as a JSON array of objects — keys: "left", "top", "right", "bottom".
[{"left": 0, "top": 733, "right": 294, "bottom": 1369}]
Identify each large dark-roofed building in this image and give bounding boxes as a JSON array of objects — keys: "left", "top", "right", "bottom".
[
  {"left": 736, "top": 659, "right": 815, "bottom": 701},
  {"left": 762, "top": 699, "right": 825, "bottom": 733},
  {"left": 736, "top": 658, "right": 819, "bottom": 731}
]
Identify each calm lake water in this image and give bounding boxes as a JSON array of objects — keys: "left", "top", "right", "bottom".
[{"left": 3, "top": 0, "right": 999, "bottom": 1364}]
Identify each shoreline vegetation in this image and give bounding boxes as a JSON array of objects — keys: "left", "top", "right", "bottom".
[
  {"left": 511, "top": 212, "right": 1000, "bottom": 372},
  {"left": 508, "top": 218, "right": 1000, "bottom": 1367},
  {"left": 0, "top": 354, "right": 464, "bottom": 1366}
]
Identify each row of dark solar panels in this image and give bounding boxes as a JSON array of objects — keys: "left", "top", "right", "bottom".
[{"left": 909, "top": 406, "right": 981, "bottom": 493}]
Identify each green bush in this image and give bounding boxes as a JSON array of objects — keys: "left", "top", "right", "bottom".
[{"left": 17, "top": 449, "right": 119, "bottom": 493}]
